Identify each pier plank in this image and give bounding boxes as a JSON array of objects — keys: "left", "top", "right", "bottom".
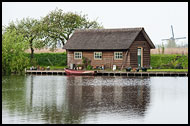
[{"left": 26, "top": 70, "right": 188, "bottom": 76}]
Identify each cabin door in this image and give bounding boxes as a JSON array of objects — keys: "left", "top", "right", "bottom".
[{"left": 137, "top": 48, "right": 141, "bottom": 68}]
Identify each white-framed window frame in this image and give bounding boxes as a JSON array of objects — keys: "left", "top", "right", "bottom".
[
  {"left": 74, "top": 52, "right": 82, "bottom": 59},
  {"left": 114, "top": 52, "right": 123, "bottom": 60},
  {"left": 94, "top": 52, "right": 102, "bottom": 60}
]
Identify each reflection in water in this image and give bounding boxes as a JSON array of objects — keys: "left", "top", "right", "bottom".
[
  {"left": 2, "top": 76, "right": 27, "bottom": 117},
  {"left": 66, "top": 76, "right": 150, "bottom": 124},
  {"left": 2, "top": 75, "right": 187, "bottom": 124}
]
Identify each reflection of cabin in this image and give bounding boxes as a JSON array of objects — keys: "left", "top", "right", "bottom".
[
  {"left": 64, "top": 28, "right": 155, "bottom": 69},
  {"left": 66, "top": 76, "right": 150, "bottom": 116}
]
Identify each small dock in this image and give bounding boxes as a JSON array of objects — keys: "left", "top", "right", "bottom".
[
  {"left": 26, "top": 70, "right": 66, "bottom": 75},
  {"left": 25, "top": 70, "right": 188, "bottom": 77},
  {"left": 96, "top": 71, "right": 188, "bottom": 77}
]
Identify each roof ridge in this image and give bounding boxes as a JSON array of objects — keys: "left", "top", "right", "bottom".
[{"left": 75, "top": 27, "right": 144, "bottom": 32}]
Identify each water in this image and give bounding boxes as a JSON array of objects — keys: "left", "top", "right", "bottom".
[{"left": 2, "top": 75, "right": 188, "bottom": 124}]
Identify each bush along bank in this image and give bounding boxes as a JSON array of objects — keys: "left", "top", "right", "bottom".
[
  {"left": 26, "top": 52, "right": 67, "bottom": 67},
  {"left": 150, "top": 54, "right": 188, "bottom": 69}
]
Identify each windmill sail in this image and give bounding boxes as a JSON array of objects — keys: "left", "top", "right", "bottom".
[
  {"left": 161, "top": 25, "right": 186, "bottom": 48},
  {"left": 171, "top": 25, "right": 174, "bottom": 38},
  {"left": 175, "top": 37, "right": 186, "bottom": 40},
  {"left": 161, "top": 38, "right": 170, "bottom": 41}
]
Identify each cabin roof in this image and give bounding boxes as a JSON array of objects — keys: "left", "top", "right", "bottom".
[{"left": 63, "top": 27, "right": 155, "bottom": 50}]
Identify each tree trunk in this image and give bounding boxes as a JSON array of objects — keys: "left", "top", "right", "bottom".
[
  {"left": 30, "top": 47, "right": 34, "bottom": 60},
  {"left": 29, "top": 39, "right": 34, "bottom": 64},
  {"left": 60, "top": 39, "right": 65, "bottom": 48}
]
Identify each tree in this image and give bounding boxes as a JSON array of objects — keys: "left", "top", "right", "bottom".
[
  {"left": 157, "top": 45, "right": 161, "bottom": 54},
  {"left": 5, "top": 18, "right": 45, "bottom": 64},
  {"left": 2, "top": 29, "right": 30, "bottom": 75},
  {"left": 161, "top": 42, "right": 165, "bottom": 54},
  {"left": 41, "top": 8, "right": 103, "bottom": 49}
]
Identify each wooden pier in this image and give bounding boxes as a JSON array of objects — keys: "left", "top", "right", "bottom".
[
  {"left": 25, "top": 70, "right": 188, "bottom": 77},
  {"left": 96, "top": 71, "right": 188, "bottom": 77},
  {"left": 26, "top": 70, "right": 66, "bottom": 75}
]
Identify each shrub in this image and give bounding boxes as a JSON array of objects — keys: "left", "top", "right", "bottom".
[
  {"left": 26, "top": 52, "right": 67, "bottom": 66},
  {"left": 77, "top": 64, "right": 82, "bottom": 67},
  {"left": 82, "top": 57, "right": 91, "bottom": 68},
  {"left": 87, "top": 65, "right": 93, "bottom": 70},
  {"left": 2, "top": 29, "right": 30, "bottom": 75},
  {"left": 150, "top": 54, "right": 188, "bottom": 69}
]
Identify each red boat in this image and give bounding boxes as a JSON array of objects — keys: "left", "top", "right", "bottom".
[{"left": 64, "top": 68, "right": 96, "bottom": 75}]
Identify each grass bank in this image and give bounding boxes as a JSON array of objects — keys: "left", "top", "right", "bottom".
[
  {"left": 147, "top": 69, "right": 188, "bottom": 72},
  {"left": 26, "top": 53, "right": 188, "bottom": 71}
]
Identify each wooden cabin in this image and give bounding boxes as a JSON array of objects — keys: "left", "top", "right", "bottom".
[{"left": 63, "top": 28, "right": 155, "bottom": 69}]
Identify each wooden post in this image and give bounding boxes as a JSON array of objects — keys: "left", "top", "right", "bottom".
[
  {"left": 111, "top": 56, "right": 114, "bottom": 69},
  {"left": 121, "top": 50, "right": 129, "bottom": 70}
]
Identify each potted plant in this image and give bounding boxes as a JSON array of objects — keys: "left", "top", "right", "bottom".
[
  {"left": 87, "top": 65, "right": 93, "bottom": 70},
  {"left": 126, "top": 67, "right": 132, "bottom": 72},
  {"left": 136, "top": 68, "right": 139, "bottom": 72},
  {"left": 77, "top": 64, "right": 82, "bottom": 70},
  {"left": 141, "top": 67, "right": 147, "bottom": 72}
]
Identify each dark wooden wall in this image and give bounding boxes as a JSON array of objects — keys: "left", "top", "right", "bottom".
[
  {"left": 129, "top": 42, "right": 151, "bottom": 68},
  {"left": 134, "top": 31, "right": 147, "bottom": 41},
  {"left": 128, "top": 31, "right": 151, "bottom": 68}
]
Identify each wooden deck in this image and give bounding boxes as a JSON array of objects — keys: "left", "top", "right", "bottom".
[
  {"left": 26, "top": 70, "right": 66, "bottom": 75},
  {"left": 25, "top": 70, "right": 188, "bottom": 77},
  {"left": 96, "top": 71, "right": 188, "bottom": 77}
]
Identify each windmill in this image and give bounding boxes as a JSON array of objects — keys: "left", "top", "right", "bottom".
[{"left": 161, "top": 25, "right": 186, "bottom": 48}]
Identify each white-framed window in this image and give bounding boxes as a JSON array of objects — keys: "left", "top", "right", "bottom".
[
  {"left": 94, "top": 52, "right": 102, "bottom": 60},
  {"left": 74, "top": 52, "right": 82, "bottom": 59},
  {"left": 114, "top": 52, "right": 123, "bottom": 60}
]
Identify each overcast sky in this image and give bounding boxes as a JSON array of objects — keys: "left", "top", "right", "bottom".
[{"left": 2, "top": 2, "right": 188, "bottom": 45}]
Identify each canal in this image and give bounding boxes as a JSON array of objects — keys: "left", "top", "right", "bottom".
[{"left": 2, "top": 75, "right": 188, "bottom": 124}]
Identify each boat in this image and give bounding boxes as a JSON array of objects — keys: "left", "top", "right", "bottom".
[{"left": 64, "top": 68, "right": 96, "bottom": 75}]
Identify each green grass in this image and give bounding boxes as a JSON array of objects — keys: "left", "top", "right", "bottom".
[
  {"left": 27, "top": 66, "right": 67, "bottom": 70},
  {"left": 147, "top": 69, "right": 188, "bottom": 72},
  {"left": 48, "top": 66, "right": 67, "bottom": 70},
  {"left": 108, "top": 69, "right": 188, "bottom": 72}
]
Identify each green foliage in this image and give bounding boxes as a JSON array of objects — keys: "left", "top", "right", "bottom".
[
  {"left": 41, "top": 8, "right": 103, "bottom": 49},
  {"left": 82, "top": 57, "right": 91, "bottom": 68},
  {"left": 26, "top": 52, "right": 67, "bottom": 66},
  {"left": 82, "top": 57, "right": 87, "bottom": 64},
  {"left": 77, "top": 64, "right": 82, "bottom": 67},
  {"left": 4, "top": 18, "right": 45, "bottom": 64},
  {"left": 150, "top": 54, "right": 188, "bottom": 69},
  {"left": 3, "top": 9, "right": 103, "bottom": 65},
  {"left": 2, "top": 29, "right": 30, "bottom": 75},
  {"left": 6, "top": 18, "right": 44, "bottom": 49},
  {"left": 30, "top": 58, "right": 37, "bottom": 66},
  {"left": 87, "top": 65, "right": 93, "bottom": 70}
]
